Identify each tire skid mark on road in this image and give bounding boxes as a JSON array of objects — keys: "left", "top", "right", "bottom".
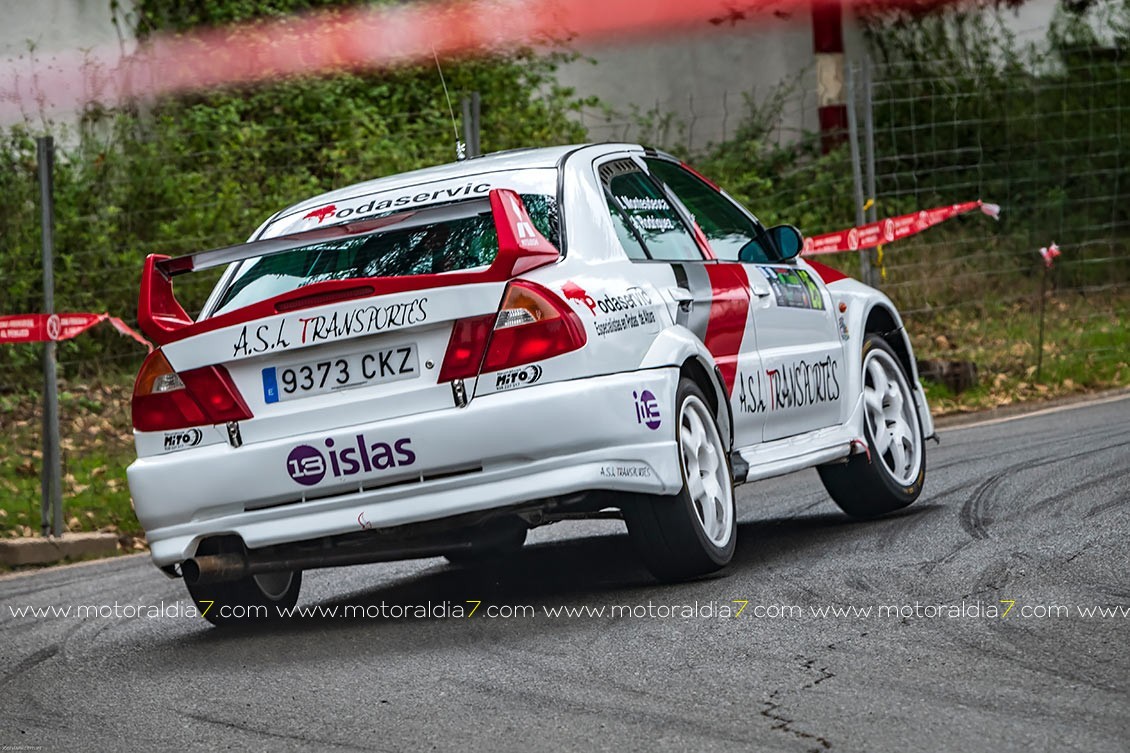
[
  {"left": 0, "top": 645, "right": 59, "bottom": 690},
  {"left": 963, "top": 551, "right": 1033, "bottom": 599},
  {"left": 942, "top": 623, "right": 1128, "bottom": 694},
  {"left": 180, "top": 711, "right": 384, "bottom": 752},
  {"left": 869, "top": 504, "right": 944, "bottom": 554},
  {"left": 1028, "top": 465, "right": 1130, "bottom": 518},
  {"left": 0, "top": 603, "right": 94, "bottom": 693},
  {"left": 928, "top": 422, "right": 1127, "bottom": 475},
  {"left": 958, "top": 437, "right": 1130, "bottom": 541},
  {"left": 917, "top": 537, "right": 976, "bottom": 575}
]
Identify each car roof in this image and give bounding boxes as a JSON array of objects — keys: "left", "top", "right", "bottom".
[{"left": 275, "top": 143, "right": 641, "bottom": 220}]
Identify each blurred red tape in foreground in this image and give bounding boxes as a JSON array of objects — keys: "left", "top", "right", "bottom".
[
  {"left": 0, "top": 313, "right": 151, "bottom": 350},
  {"left": 802, "top": 200, "right": 1001, "bottom": 256}
]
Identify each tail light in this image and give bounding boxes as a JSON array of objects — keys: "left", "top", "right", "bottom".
[
  {"left": 132, "top": 350, "right": 253, "bottom": 432},
  {"left": 438, "top": 280, "right": 587, "bottom": 382}
]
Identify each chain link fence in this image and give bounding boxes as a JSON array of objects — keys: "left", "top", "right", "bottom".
[
  {"left": 2, "top": 32, "right": 1129, "bottom": 536},
  {"left": 3, "top": 47, "right": 1128, "bottom": 377}
]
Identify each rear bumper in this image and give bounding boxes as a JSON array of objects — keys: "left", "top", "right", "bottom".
[{"left": 128, "top": 368, "right": 682, "bottom": 567}]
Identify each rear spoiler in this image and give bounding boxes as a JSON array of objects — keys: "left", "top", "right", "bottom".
[{"left": 138, "top": 188, "right": 560, "bottom": 346}]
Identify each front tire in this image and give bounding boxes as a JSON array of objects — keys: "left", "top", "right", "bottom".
[
  {"left": 818, "top": 334, "right": 926, "bottom": 518},
  {"left": 625, "top": 378, "right": 736, "bottom": 582}
]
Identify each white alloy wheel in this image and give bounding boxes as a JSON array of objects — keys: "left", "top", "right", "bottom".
[
  {"left": 624, "top": 378, "right": 737, "bottom": 581},
  {"left": 679, "top": 394, "right": 734, "bottom": 549},
  {"left": 861, "top": 347, "right": 923, "bottom": 487}
]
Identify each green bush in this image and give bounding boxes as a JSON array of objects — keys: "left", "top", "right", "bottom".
[{"left": 1, "top": 2, "right": 592, "bottom": 386}]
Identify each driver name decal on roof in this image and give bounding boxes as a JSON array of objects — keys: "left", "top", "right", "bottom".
[
  {"left": 618, "top": 195, "right": 678, "bottom": 232},
  {"left": 300, "top": 182, "right": 493, "bottom": 226}
]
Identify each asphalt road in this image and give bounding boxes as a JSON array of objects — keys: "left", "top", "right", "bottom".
[{"left": 2, "top": 395, "right": 1128, "bottom": 752}]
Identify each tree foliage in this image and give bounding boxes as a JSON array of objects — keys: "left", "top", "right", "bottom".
[{"left": 1, "top": 1, "right": 592, "bottom": 381}]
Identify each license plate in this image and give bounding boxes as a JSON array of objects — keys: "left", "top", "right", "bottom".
[{"left": 262, "top": 344, "right": 419, "bottom": 403}]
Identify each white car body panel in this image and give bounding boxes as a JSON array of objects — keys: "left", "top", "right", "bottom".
[
  {"left": 127, "top": 142, "right": 931, "bottom": 573},
  {"left": 135, "top": 369, "right": 682, "bottom": 566}
]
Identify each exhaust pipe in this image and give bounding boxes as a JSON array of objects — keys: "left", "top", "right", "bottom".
[
  {"left": 181, "top": 539, "right": 469, "bottom": 585},
  {"left": 181, "top": 553, "right": 249, "bottom": 585}
]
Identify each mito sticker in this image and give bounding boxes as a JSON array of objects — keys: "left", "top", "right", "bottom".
[
  {"left": 757, "top": 267, "right": 825, "bottom": 310},
  {"left": 162, "top": 428, "right": 204, "bottom": 452},
  {"left": 634, "top": 389, "right": 661, "bottom": 430},
  {"left": 495, "top": 364, "right": 542, "bottom": 391},
  {"left": 286, "top": 433, "right": 416, "bottom": 486}
]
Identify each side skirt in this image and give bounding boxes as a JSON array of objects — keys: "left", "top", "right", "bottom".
[{"left": 731, "top": 396, "right": 866, "bottom": 485}]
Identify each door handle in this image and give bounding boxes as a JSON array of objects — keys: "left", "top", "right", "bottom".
[
  {"left": 669, "top": 287, "right": 694, "bottom": 311},
  {"left": 748, "top": 279, "right": 773, "bottom": 298}
]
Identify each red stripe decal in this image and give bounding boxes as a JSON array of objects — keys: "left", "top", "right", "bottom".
[
  {"left": 703, "top": 264, "right": 751, "bottom": 395},
  {"left": 804, "top": 259, "right": 850, "bottom": 285}
]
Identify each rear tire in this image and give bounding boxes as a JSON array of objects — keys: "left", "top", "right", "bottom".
[
  {"left": 625, "top": 378, "right": 736, "bottom": 582},
  {"left": 184, "top": 539, "right": 301, "bottom": 627},
  {"left": 818, "top": 334, "right": 926, "bottom": 518}
]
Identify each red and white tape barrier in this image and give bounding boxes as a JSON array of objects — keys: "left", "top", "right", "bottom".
[
  {"left": 1039, "top": 242, "right": 1061, "bottom": 268},
  {"left": 2, "top": 0, "right": 881, "bottom": 120},
  {"left": 802, "top": 200, "right": 1001, "bottom": 256},
  {"left": 0, "top": 313, "right": 151, "bottom": 350}
]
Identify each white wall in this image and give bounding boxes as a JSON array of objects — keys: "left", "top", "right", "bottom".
[
  {"left": 556, "top": 14, "right": 820, "bottom": 151},
  {"left": 1, "top": 0, "right": 130, "bottom": 127},
  {"left": 555, "top": 0, "right": 1061, "bottom": 152}
]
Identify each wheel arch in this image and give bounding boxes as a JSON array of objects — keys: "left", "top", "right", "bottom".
[
  {"left": 863, "top": 304, "right": 917, "bottom": 382},
  {"left": 861, "top": 302, "right": 934, "bottom": 439},
  {"left": 680, "top": 356, "right": 733, "bottom": 451},
  {"left": 640, "top": 326, "right": 732, "bottom": 450}
]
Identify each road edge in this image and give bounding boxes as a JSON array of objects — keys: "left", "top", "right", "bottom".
[{"left": 933, "top": 386, "right": 1130, "bottom": 431}]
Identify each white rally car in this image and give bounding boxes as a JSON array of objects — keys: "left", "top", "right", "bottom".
[{"left": 128, "top": 143, "right": 932, "bottom": 624}]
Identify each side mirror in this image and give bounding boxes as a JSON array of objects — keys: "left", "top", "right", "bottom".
[{"left": 767, "top": 224, "right": 804, "bottom": 261}]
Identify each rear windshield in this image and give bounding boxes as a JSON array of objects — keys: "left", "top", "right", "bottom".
[{"left": 212, "top": 194, "right": 559, "bottom": 315}]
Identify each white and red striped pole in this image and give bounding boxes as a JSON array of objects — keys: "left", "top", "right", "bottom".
[{"left": 812, "top": 0, "right": 847, "bottom": 153}]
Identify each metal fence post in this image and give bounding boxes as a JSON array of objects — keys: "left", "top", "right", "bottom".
[
  {"left": 461, "top": 92, "right": 482, "bottom": 158},
  {"left": 863, "top": 55, "right": 879, "bottom": 288},
  {"left": 846, "top": 62, "right": 872, "bottom": 285},
  {"left": 37, "top": 135, "right": 63, "bottom": 538},
  {"left": 470, "top": 91, "right": 481, "bottom": 157}
]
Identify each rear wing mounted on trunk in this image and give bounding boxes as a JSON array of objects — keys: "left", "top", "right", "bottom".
[{"left": 138, "top": 188, "right": 560, "bottom": 346}]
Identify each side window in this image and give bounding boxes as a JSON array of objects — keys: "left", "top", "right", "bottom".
[
  {"left": 604, "top": 168, "right": 704, "bottom": 262},
  {"left": 645, "top": 158, "right": 775, "bottom": 263},
  {"left": 605, "top": 194, "right": 649, "bottom": 260}
]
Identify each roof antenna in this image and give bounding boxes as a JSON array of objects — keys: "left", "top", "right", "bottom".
[{"left": 433, "top": 48, "right": 466, "bottom": 161}]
